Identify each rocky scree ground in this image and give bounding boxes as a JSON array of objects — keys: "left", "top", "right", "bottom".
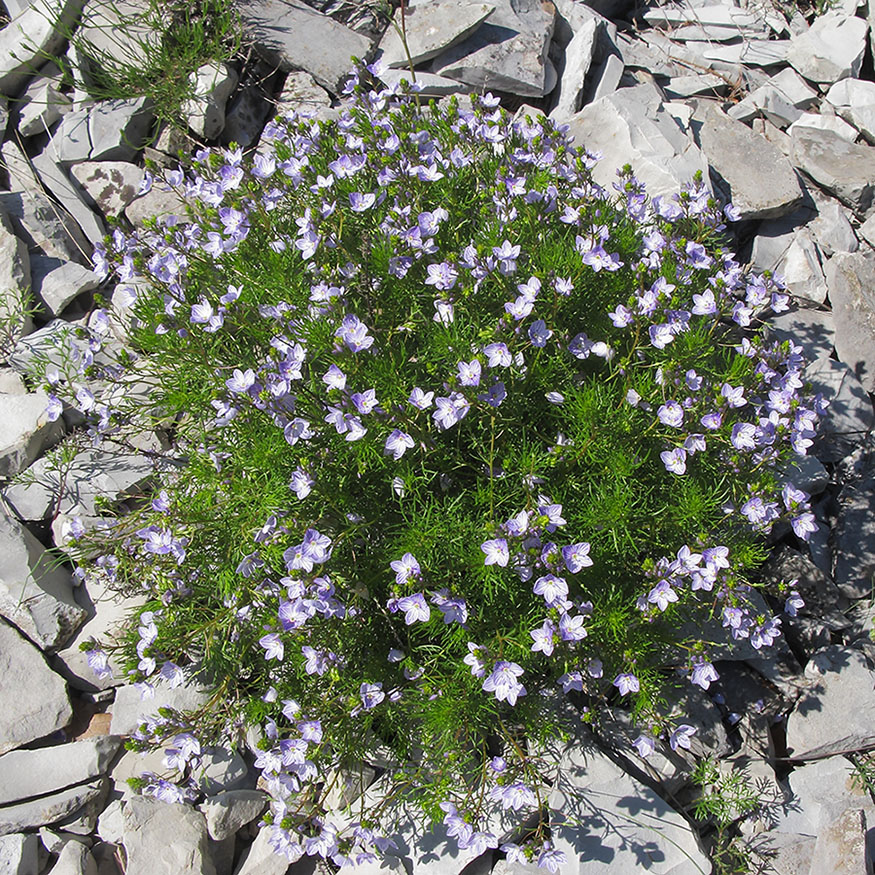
[{"left": 0, "top": 0, "right": 874, "bottom": 873}]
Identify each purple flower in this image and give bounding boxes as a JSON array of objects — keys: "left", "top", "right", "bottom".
[
  {"left": 463, "top": 642, "right": 486, "bottom": 677},
  {"left": 226, "top": 368, "right": 256, "bottom": 394},
  {"left": 785, "top": 590, "right": 804, "bottom": 617},
  {"left": 260, "top": 633, "right": 284, "bottom": 661},
  {"left": 791, "top": 513, "right": 817, "bottom": 540},
  {"left": 433, "top": 393, "right": 470, "bottom": 430},
  {"left": 701, "top": 410, "right": 723, "bottom": 430},
  {"left": 669, "top": 724, "right": 697, "bottom": 751},
  {"left": 482, "top": 661, "right": 526, "bottom": 705},
  {"left": 649, "top": 324, "right": 674, "bottom": 349},
  {"left": 493, "top": 239, "right": 520, "bottom": 274},
  {"left": 433, "top": 299, "right": 455, "bottom": 325},
  {"left": 660, "top": 448, "right": 687, "bottom": 475},
  {"left": 385, "top": 429, "right": 415, "bottom": 460},
  {"left": 481, "top": 538, "right": 509, "bottom": 567},
  {"left": 533, "top": 574, "right": 568, "bottom": 606},
  {"left": 689, "top": 659, "right": 719, "bottom": 690},
  {"left": 390, "top": 553, "right": 421, "bottom": 584},
  {"left": 457, "top": 360, "right": 481, "bottom": 386},
  {"left": 536, "top": 843, "right": 567, "bottom": 873},
  {"left": 530, "top": 619, "right": 556, "bottom": 655},
  {"left": 657, "top": 401, "right": 684, "bottom": 428},
  {"left": 559, "top": 612, "right": 588, "bottom": 642},
  {"left": 632, "top": 734, "right": 655, "bottom": 757},
  {"left": 360, "top": 682, "right": 385, "bottom": 710},
  {"left": 351, "top": 389, "right": 378, "bottom": 414},
  {"left": 425, "top": 262, "right": 458, "bottom": 291},
  {"left": 397, "top": 593, "right": 430, "bottom": 625},
  {"left": 484, "top": 342, "right": 511, "bottom": 368},
  {"left": 408, "top": 387, "right": 434, "bottom": 409},
  {"left": 613, "top": 672, "right": 640, "bottom": 695},
  {"left": 490, "top": 781, "right": 537, "bottom": 811},
  {"left": 335, "top": 314, "right": 374, "bottom": 352},
  {"left": 349, "top": 192, "right": 376, "bottom": 212},
  {"left": 721, "top": 383, "right": 746, "bottom": 408},
  {"left": 322, "top": 364, "right": 346, "bottom": 390},
  {"left": 528, "top": 319, "right": 552, "bottom": 347}
]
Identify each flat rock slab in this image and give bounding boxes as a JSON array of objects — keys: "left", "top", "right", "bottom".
[
  {"left": 0, "top": 390, "right": 62, "bottom": 479},
  {"left": 110, "top": 673, "right": 211, "bottom": 737},
  {"left": 826, "top": 77, "right": 875, "bottom": 143},
  {"left": 235, "top": 0, "right": 373, "bottom": 93},
  {"left": 0, "top": 619, "right": 71, "bottom": 755},
  {"left": 379, "top": 0, "right": 495, "bottom": 68},
  {"left": 766, "top": 305, "right": 835, "bottom": 363},
  {"left": 0, "top": 833, "right": 39, "bottom": 875},
  {"left": 692, "top": 100, "right": 803, "bottom": 220},
  {"left": 53, "top": 98, "right": 154, "bottom": 165},
  {"left": 565, "top": 82, "right": 708, "bottom": 201},
  {"left": 786, "top": 646, "right": 875, "bottom": 759},
  {"left": 0, "top": 501, "right": 85, "bottom": 651},
  {"left": 200, "top": 790, "right": 267, "bottom": 841},
  {"left": 790, "top": 127, "right": 875, "bottom": 215},
  {"left": 546, "top": 735, "right": 710, "bottom": 874},
  {"left": 824, "top": 251, "right": 875, "bottom": 393},
  {"left": 786, "top": 12, "right": 868, "bottom": 84},
  {"left": 31, "top": 258, "right": 100, "bottom": 318},
  {"left": 122, "top": 797, "right": 216, "bottom": 875},
  {"left": 0, "top": 780, "right": 105, "bottom": 836},
  {"left": 431, "top": 0, "right": 556, "bottom": 97},
  {"left": 833, "top": 478, "right": 875, "bottom": 600},
  {"left": 69, "top": 162, "right": 145, "bottom": 218},
  {"left": 0, "top": 736, "right": 120, "bottom": 806},
  {"left": 804, "top": 356, "right": 874, "bottom": 461}
]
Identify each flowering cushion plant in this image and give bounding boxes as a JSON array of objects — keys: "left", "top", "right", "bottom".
[{"left": 42, "top": 67, "right": 823, "bottom": 867}]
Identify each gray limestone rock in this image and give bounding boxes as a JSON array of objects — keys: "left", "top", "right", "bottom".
[
  {"left": 0, "top": 370, "right": 26, "bottom": 395},
  {"left": 786, "top": 12, "right": 868, "bottom": 84},
  {"left": 550, "top": 14, "right": 601, "bottom": 121},
  {"left": 52, "top": 98, "right": 153, "bottom": 165},
  {"left": 219, "top": 61, "right": 279, "bottom": 150},
  {"left": 378, "top": 68, "right": 470, "bottom": 97},
  {"left": 110, "top": 672, "right": 211, "bottom": 737},
  {"left": 824, "top": 251, "right": 875, "bottom": 392},
  {"left": 805, "top": 356, "right": 873, "bottom": 462},
  {"left": 776, "top": 228, "right": 828, "bottom": 304},
  {"left": 76, "top": 0, "right": 158, "bottom": 77},
  {"left": 235, "top": 0, "right": 374, "bottom": 93},
  {"left": 431, "top": 0, "right": 556, "bottom": 98},
  {"left": 834, "top": 478, "right": 875, "bottom": 600},
  {"left": 808, "top": 188, "right": 858, "bottom": 256},
  {"left": 0, "top": 619, "right": 71, "bottom": 754},
  {"left": 0, "top": 780, "right": 105, "bottom": 836},
  {"left": 766, "top": 304, "right": 834, "bottom": 362},
  {"left": 378, "top": 0, "right": 495, "bottom": 68},
  {"left": 49, "top": 841, "right": 97, "bottom": 875},
  {"left": 0, "top": 389, "right": 62, "bottom": 479},
  {"left": 194, "top": 747, "right": 249, "bottom": 795},
  {"left": 663, "top": 73, "right": 727, "bottom": 100},
  {"left": 786, "top": 646, "right": 875, "bottom": 759},
  {"left": 273, "top": 70, "right": 332, "bottom": 119},
  {"left": 0, "top": 736, "right": 120, "bottom": 807},
  {"left": 182, "top": 62, "right": 238, "bottom": 140},
  {"left": 0, "top": 0, "right": 85, "bottom": 96},
  {"left": 17, "top": 63, "right": 72, "bottom": 138},
  {"left": 124, "top": 185, "right": 188, "bottom": 228},
  {"left": 810, "top": 806, "right": 869, "bottom": 875},
  {"left": 0, "top": 833, "right": 38, "bottom": 875},
  {"left": 3, "top": 445, "right": 155, "bottom": 522},
  {"left": 31, "top": 258, "right": 100, "bottom": 318},
  {"left": 546, "top": 732, "right": 710, "bottom": 874},
  {"left": 692, "top": 100, "right": 803, "bottom": 221},
  {"left": 749, "top": 205, "right": 815, "bottom": 273},
  {"left": 231, "top": 827, "right": 287, "bottom": 875},
  {"left": 779, "top": 452, "right": 830, "bottom": 497},
  {"left": 790, "top": 127, "right": 875, "bottom": 215},
  {"left": 122, "top": 797, "right": 216, "bottom": 875},
  {"left": 0, "top": 501, "right": 84, "bottom": 651},
  {"left": 825, "top": 77, "right": 875, "bottom": 143},
  {"left": 69, "top": 162, "right": 145, "bottom": 218},
  {"left": 564, "top": 83, "right": 708, "bottom": 201},
  {"left": 0, "top": 207, "right": 32, "bottom": 364},
  {"left": 787, "top": 110, "right": 859, "bottom": 142},
  {"left": 200, "top": 791, "right": 267, "bottom": 841},
  {"left": 697, "top": 39, "right": 790, "bottom": 67},
  {"left": 53, "top": 567, "right": 145, "bottom": 692}
]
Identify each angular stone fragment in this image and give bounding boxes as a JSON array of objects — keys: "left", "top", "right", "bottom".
[
  {"left": 786, "top": 646, "right": 875, "bottom": 759},
  {"left": 0, "top": 500, "right": 84, "bottom": 651},
  {"left": 431, "top": 0, "right": 556, "bottom": 98},
  {"left": 808, "top": 188, "right": 858, "bottom": 256},
  {"left": 200, "top": 791, "right": 267, "bottom": 841},
  {"left": 378, "top": 68, "right": 470, "bottom": 97},
  {"left": 805, "top": 356, "right": 873, "bottom": 461},
  {"left": 194, "top": 747, "right": 249, "bottom": 795},
  {"left": 564, "top": 83, "right": 708, "bottom": 200},
  {"left": 810, "top": 807, "right": 868, "bottom": 875},
  {"left": 698, "top": 39, "right": 789, "bottom": 66},
  {"left": 0, "top": 388, "right": 64, "bottom": 480},
  {"left": 0, "top": 0, "right": 85, "bottom": 95},
  {"left": 786, "top": 111, "right": 858, "bottom": 142},
  {"left": 786, "top": 12, "right": 868, "bottom": 84},
  {"left": 824, "top": 251, "right": 875, "bottom": 392},
  {"left": 0, "top": 620, "right": 71, "bottom": 754},
  {"left": 30, "top": 257, "right": 100, "bottom": 318},
  {"left": 378, "top": 0, "right": 495, "bottom": 68},
  {"left": 17, "top": 63, "right": 72, "bottom": 138},
  {"left": 550, "top": 14, "right": 600, "bottom": 120},
  {"left": 0, "top": 736, "right": 120, "bottom": 806},
  {"left": 663, "top": 73, "right": 726, "bottom": 100},
  {"left": 790, "top": 128, "right": 875, "bottom": 215},
  {"left": 232, "top": 827, "right": 288, "bottom": 875},
  {"left": 0, "top": 833, "right": 38, "bottom": 875},
  {"left": 50, "top": 840, "right": 98, "bottom": 875},
  {"left": 76, "top": 0, "right": 158, "bottom": 76},
  {"left": 692, "top": 100, "right": 803, "bottom": 221},
  {"left": 273, "top": 70, "right": 332, "bottom": 119},
  {"left": 777, "top": 228, "right": 828, "bottom": 304},
  {"left": 834, "top": 478, "right": 875, "bottom": 599},
  {"left": 0, "top": 780, "right": 104, "bottom": 836},
  {"left": 182, "top": 62, "right": 238, "bottom": 140},
  {"left": 825, "top": 77, "right": 875, "bottom": 143},
  {"left": 236, "top": 0, "right": 374, "bottom": 93},
  {"left": 122, "top": 797, "right": 216, "bottom": 875},
  {"left": 0, "top": 207, "right": 32, "bottom": 364},
  {"left": 110, "top": 673, "right": 211, "bottom": 737},
  {"left": 125, "top": 186, "right": 188, "bottom": 228},
  {"left": 546, "top": 732, "right": 710, "bottom": 874},
  {"left": 69, "top": 162, "right": 145, "bottom": 218}
]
